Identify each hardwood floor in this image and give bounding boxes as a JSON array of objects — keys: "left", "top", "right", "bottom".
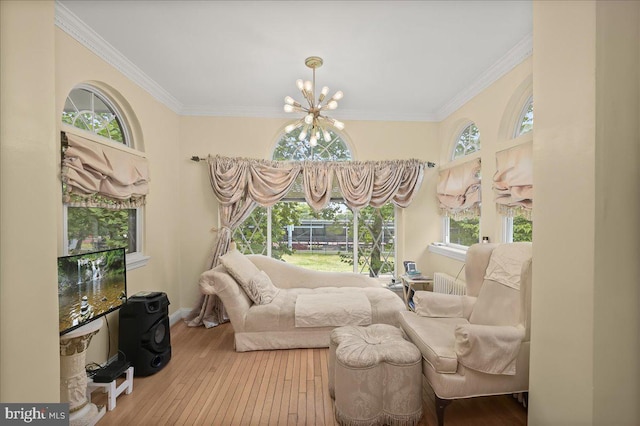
[{"left": 90, "top": 321, "right": 527, "bottom": 425}]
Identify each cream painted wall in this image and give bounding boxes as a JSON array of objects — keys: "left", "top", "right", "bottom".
[
  {"left": 55, "top": 30, "right": 182, "bottom": 366},
  {"left": 530, "top": 1, "right": 639, "bottom": 425},
  {"left": 178, "top": 117, "right": 440, "bottom": 306},
  {"left": 427, "top": 58, "right": 533, "bottom": 278},
  {"left": 0, "top": 1, "right": 60, "bottom": 401},
  {"left": 593, "top": 2, "right": 640, "bottom": 422}
]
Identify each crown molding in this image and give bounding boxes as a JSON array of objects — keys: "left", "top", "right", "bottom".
[
  {"left": 55, "top": 2, "right": 184, "bottom": 114},
  {"left": 435, "top": 33, "right": 533, "bottom": 121}
]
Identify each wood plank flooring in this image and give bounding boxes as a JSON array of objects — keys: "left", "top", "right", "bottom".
[{"left": 90, "top": 321, "right": 527, "bottom": 425}]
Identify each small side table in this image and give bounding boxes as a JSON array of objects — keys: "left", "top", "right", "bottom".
[
  {"left": 401, "top": 275, "right": 433, "bottom": 311},
  {"left": 86, "top": 366, "right": 134, "bottom": 411}
]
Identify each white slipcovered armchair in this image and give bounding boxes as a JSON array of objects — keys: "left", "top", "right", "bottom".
[{"left": 398, "top": 242, "right": 532, "bottom": 425}]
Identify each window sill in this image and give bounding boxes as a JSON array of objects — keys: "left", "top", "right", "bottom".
[
  {"left": 126, "top": 252, "right": 150, "bottom": 270},
  {"left": 428, "top": 243, "right": 467, "bottom": 262}
]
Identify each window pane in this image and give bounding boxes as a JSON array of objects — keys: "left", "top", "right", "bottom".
[
  {"left": 513, "top": 215, "right": 532, "bottom": 242},
  {"left": 452, "top": 123, "right": 480, "bottom": 159},
  {"left": 67, "top": 207, "right": 136, "bottom": 254},
  {"left": 63, "top": 88, "right": 126, "bottom": 145},
  {"left": 233, "top": 206, "right": 268, "bottom": 255},
  {"left": 517, "top": 99, "right": 534, "bottom": 136},
  {"left": 357, "top": 205, "right": 396, "bottom": 278},
  {"left": 273, "top": 127, "right": 351, "bottom": 161},
  {"left": 279, "top": 201, "right": 353, "bottom": 273},
  {"left": 449, "top": 217, "right": 479, "bottom": 246}
]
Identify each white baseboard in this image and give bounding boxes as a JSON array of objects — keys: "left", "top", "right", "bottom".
[{"left": 169, "top": 308, "right": 192, "bottom": 327}]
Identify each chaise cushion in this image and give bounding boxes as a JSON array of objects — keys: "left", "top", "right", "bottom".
[
  {"left": 220, "top": 249, "right": 275, "bottom": 304},
  {"left": 246, "top": 270, "right": 280, "bottom": 305},
  {"left": 220, "top": 249, "right": 260, "bottom": 286},
  {"left": 398, "top": 310, "right": 468, "bottom": 374},
  {"left": 245, "top": 287, "right": 403, "bottom": 333}
]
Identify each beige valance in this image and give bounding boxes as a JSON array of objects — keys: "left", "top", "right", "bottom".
[
  {"left": 437, "top": 158, "right": 481, "bottom": 218},
  {"left": 206, "top": 155, "right": 425, "bottom": 211},
  {"left": 493, "top": 142, "right": 532, "bottom": 218},
  {"left": 62, "top": 132, "right": 149, "bottom": 209}
]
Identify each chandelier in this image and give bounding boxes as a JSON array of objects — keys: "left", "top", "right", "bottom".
[{"left": 283, "top": 56, "right": 344, "bottom": 147}]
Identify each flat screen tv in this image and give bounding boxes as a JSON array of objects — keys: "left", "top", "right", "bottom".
[{"left": 58, "top": 247, "right": 127, "bottom": 335}]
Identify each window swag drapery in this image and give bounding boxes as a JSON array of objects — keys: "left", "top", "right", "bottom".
[
  {"left": 436, "top": 158, "right": 481, "bottom": 219},
  {"left": 61, "top": 132, "right": 149, "bottom": 209},
  {"left": 493, "top": 142, "right": 533, "bottom": 219},
  {"left": 186, "top": 155, "right": 426, "bottom": 328}
]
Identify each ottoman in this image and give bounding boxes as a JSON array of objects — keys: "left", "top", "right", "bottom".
[{"left": 329, "top": 324, "right": 423, "bottom": 426}]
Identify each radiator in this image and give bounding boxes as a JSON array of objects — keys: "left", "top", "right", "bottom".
[{"left": 433, "top": 272, "right": 466, "bottom": 295}]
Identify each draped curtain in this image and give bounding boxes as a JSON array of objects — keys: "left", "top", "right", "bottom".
[
  {"left": 186, "top": 155, "right": 425, "bottom": 328},
  {"left": 436, "top": 158, "right": 481, "bottom": 218},
  {"left": 61, "top": 132, "right": 149, "bottom": 208},
  {"left": 493, "top": 142, "right": 533, "bottom": 219}
]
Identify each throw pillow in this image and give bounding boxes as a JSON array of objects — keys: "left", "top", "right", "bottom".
[
  {"left": 219, "top": 249, "right": 261, "bottom": 290},
  {"left": 246, "top": 270, "right": 280, "bottom": 305}
]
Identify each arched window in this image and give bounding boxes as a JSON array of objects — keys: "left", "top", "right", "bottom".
[
  {"left": 452, "top": 123, "right": 480, "bottom": 159},
  {"left": 442, "top": 123, "right": 481, "bottom": 248},
  {"left": 62, "top": 86, "right": 131, "bottom": 146},
  {"left": 234, "top": 127, "right": 396, "bottom": 278},
  {"left": 515, "top": 96, "right": 533, "bottom": 137},
  {"left": 62, "top": 85, "right": 147, "bottom": 268}
]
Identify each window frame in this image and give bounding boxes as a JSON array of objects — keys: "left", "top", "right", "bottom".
[{"left": 61, "top": 85, "right": 148, "bottom": 269}]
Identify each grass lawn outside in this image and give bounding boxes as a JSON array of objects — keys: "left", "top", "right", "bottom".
[
  {"left": 281, "top": 252, "right": 354, "bottom": 273},
  {"left": 281, "top": 251, "right": 396, "bottom": 279}
]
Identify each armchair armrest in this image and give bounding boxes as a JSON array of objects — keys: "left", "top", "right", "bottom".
[
  {"left": 413, "top": 291, "right": 477, "bottom": 319},
  {"left": 454, "top": 324, "right": 525, "bottom": 375}
]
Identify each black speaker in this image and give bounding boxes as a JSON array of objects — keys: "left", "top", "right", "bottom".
[{"left": 119, "top": 291, "right": 171, "bottom": 376}]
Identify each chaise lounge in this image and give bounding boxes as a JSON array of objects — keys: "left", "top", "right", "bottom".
[{"left": 199, "top": 249, "right": 406, "bottom": 352}]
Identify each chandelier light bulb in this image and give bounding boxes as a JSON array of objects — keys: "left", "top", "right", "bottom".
[
  {"left": 284, "top": 96, "right": 295, "bottom": 105},
  {"left": 333, "top": 120, "right": 345, "bottom": 130},
  {"left": 304, "top": 114, "right": 314, "bottom": 125},
  {"left": 327, "top": 100, "right": 338, "bottom": 110},
  {"left": 299, "top": 123, "right": 309, "bottom": 141},
  {"left": 284, "top": 104, "right": 294, "bottom": 113},
  {"left": 323, "top": 129, "right": 331, "bottom": 142},
  {"left": 332, "top": 90, "right": 344, "bottom": 101},
  {"left": 296, "top": 79, "right": 304, "bottom": 90},
  {"left": 310, "top": 134, "right": 318, "bottom": 147},
  {"left": 321, "top": 86, "right": 329, "bottom": 96},
  {"left": 284, "top": 123, "right": 297, "bottom": 133},
  {"left": 304, "top": 80, "right": 312, "bottom": 92}
]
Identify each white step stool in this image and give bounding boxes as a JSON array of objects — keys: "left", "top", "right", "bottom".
[{"left": 86, "top": 366, "right": 134, "bottom": 411}]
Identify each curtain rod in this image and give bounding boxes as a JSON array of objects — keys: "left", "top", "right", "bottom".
[{"left": 190, "top": 156, "right": 436, "bottom": 168}]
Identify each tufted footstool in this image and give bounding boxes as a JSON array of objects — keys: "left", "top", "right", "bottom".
[{"left": 328, "top": 324, "right": 423, "bottom": 426}]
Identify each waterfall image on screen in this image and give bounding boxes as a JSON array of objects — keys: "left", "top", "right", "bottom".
[{"left": 58, "top": 247, "right": 127, "bottom": 335}]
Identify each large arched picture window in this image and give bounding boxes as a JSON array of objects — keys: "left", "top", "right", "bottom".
[
  {"left": 62, "top": 85, "right": 147, "bottom": 268},
  {"left": 234, "top": 127, "right": 396, "bottom": 278}
]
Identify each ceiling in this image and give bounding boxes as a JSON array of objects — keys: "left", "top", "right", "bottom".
[{"left": 56, "top": 1, "right": 532, "bottom": 122}]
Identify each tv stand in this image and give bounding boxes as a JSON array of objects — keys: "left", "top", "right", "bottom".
[{"left": 59, "top": 317, "right": 106, "bottom": 426}]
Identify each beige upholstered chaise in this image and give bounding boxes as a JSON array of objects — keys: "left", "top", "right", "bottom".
[
  {"left": 398, "top": 243, "right": 532, "bottom": 426},
  {"left": 199, "top": 251, "right": 406, "bottom": 352}
]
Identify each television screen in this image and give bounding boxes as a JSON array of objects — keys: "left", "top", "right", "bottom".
[{"left": 58, "top": 247, "right": 127, "bottom": 335}]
